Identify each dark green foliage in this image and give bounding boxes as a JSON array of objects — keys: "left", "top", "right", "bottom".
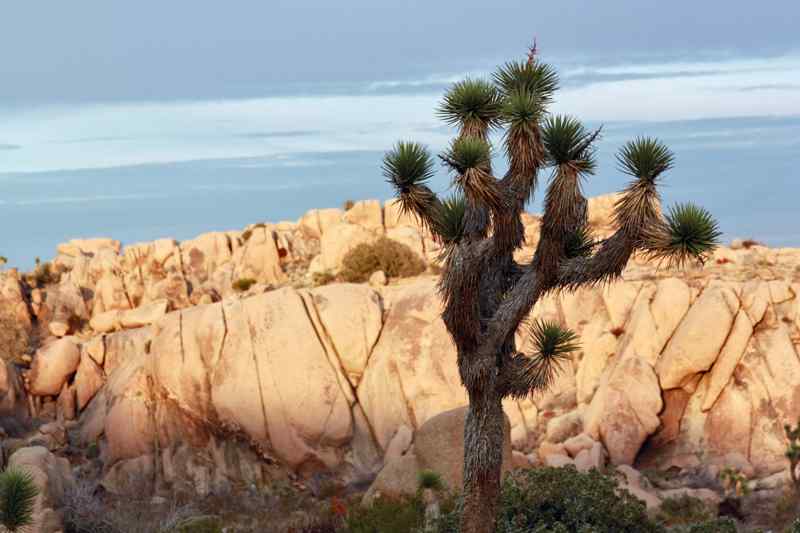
[
  {"left": 339, "top": 238, "right": 426, "bottom": 283},
  {"left": 344, "top": 496, "right": 425, "bottom": 533},
  {"left": 417, "top": 470, "right": 444, "bottom": 491},
  {"left": 383, "top": 142, "right": 436, "bottom": 191},
  {"left": 616, "top": 137, "right": 675, "bottom": 183},
  {"left": 437, "top": 194, "right": 467, "bottom": 245},
  {"left": 232, "top": 278, "right": 257, "bottom": 292},
  {"left": 437, "top": 467, "right": 663, "bottom": 533},
  {"left": 655, "top": 495, "right": 712, "bottom": 527},
  {"left": 312, "top": 270, "right": 337, "bottom": 287},
  {"left": 173, "top": 515, "right": 223, "bottom": 533},
  {"left": 437, "top": 79, "right": 502, "bottom": 133},
  {"left": 28, "top": 258, "right": 60, "bottom": 287},
  {"left": 506, "top": 320, "right": 581, "bottom": 397},
  {"left": 0, "top": 468, "right": 39, "bottom": 532},
  {"left": 442, "top": 137, "right": 492, "bottom": 174},
  {"left": 564, "top": 226, "right": 596, "bottom": 259},
  {"left": 790, "top": 517, "right": 800, "bottom": 533},
  {"left": 541, "top": 115, "right": 598, "bottom": 173},
  {"left": 494, "top": 61, "right": 559, "bottom": 102},
  {"left": 663, "top": 203, "right": 722, "bottom": 265},
  {"left": 668, "top": 517, "right": 737, "bottom": 533}
]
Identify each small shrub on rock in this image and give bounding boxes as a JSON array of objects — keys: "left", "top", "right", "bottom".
[
  {"left": 656, "top": 495, "right": 712, "bottom": 527},
  {"left": 232, "top": 278, "right": 257, "bottom": 292},
  {"left": 340, "top": 238, "right": 425, "bottom": 283},
  {"left": 312, "top": 271, "right": 337, "bottom": 287},
  {"left": 668, "top": 517, "right": 737, "bottom": 533}
]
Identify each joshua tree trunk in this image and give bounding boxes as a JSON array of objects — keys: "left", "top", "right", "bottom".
[
  {"left": 462, "top": 389, "right": 505, "bottom": 533},
  {"left": 381, "top": 42, "right": 719, "bottom": 533}
]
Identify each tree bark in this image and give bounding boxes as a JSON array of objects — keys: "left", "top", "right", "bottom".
[{"left": 460, "top": 388, "right": 504, "bottom": 533}]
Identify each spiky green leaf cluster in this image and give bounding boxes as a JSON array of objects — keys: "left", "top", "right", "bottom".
[
  {"left": 494, "top": 61, "right": 559, "bottom": 102},
  {"left": 0, "top": 469, "right": 38, "bottom": 532},
  {"left": 437, "top": 79, "right": 501, "bottom": 132},
  {"left": 521, "top": 320, "right": 581, "bottom": 392},
  {"left": 501, "top": 90, "right": 545, "bottom": 129},
  {"left": 564, "top": 226, "right": 596, "bottom": 259},
  {"left": 616, "top": 137, "right": 674, "bottom": 183},
  {"left": 383, "top": 142, "right": 435, "bottom": 191},
  {"left": 436, "top": 194, "right": 467, "bottom": 245},
  {"left": 442, "top": 136, "right": 492, "bottom": 174},
  {"left": 664, "top": 203, "right": 721, "bottom": 264},
  {"left": 542, "top": 115, "right": 598, "bottom": 173}
]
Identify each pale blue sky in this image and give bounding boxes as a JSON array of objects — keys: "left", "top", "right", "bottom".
[
  {"left": 2, "top": 1, "right": 799, "bottom": 104},
  {"left": 1, "top": 2, "right": 799, "bottom": 268}
]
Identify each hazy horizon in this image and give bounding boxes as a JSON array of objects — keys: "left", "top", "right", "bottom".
[{"left": 1, "top": 2, "right": 799, "bottom": 268}]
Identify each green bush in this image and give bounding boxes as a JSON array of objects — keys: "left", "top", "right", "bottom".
[
  {"left": 339, "top": 238, "right": 426, "bottom": 283},
  {"left": 418, "top": 470, "right": 444, "bottom": 491},
  {"left": 437, "top": 466, "right": 663, "bottom": 533},
  {"left": 0, "top": 468, "right": 39, "bottom": 532},
  {"left": 656, "top": 495, "right": 712, "bottom": 527},
  {"left": 232, "top": 278, "right": 257, "bottom": 292},
  {"left": 344, "top": 496, "right": 425, "bottom": 533},
  {"left": 790, "top": 517, "right": 800, "bottom": 533},
  {"left": 669, "top": 517, "right": 737, "bottom": 533}
]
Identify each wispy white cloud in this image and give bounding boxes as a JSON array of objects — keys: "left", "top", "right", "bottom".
[{"left": 0, "top": 54, "right": 797, "bottom": 174}]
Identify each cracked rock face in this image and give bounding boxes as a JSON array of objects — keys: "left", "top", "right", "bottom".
[{"left": 5, "top": 194, "right": 800, "bottom": 492}]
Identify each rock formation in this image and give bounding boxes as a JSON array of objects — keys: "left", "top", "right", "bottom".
[{"left": 1, "top": 195, "right": 799, "bottom": 508}]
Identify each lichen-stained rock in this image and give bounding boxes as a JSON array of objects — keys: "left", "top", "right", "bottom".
[
  {"left": 701, "top": 311, "right": 753, "bottom": 411},
  {"left": 357, "top": 279, "right": 466, "bottom": 450},
  {"left": 29, "top": 337, "right": 81, "bottom": 396},
  {"left": 0, "top": 360, "right": 29, "bottom": 425},
  {"left": 180, "top": 232, "right": 234, "bottom": 285},
  {"left": 195, "top": 289, "right": 353, "bottom": 470},
  {"left": 386, "top": 226, "right": 425, "bottom": 259},
  {"left": 343, "top": 200, "right": 383, "bottom": 232},
  {"left": 656, "top": 285, "right": 739, "bottom": 389},
  {"left": 74, "top": 351, "right": 105, "bottom": 410},
  {"left": 232, "top": 225, "right": 286, "bottom": 286},
  {"left": 103, "top": 326, "right": 153, "bottom": 376},
  {"left": 305, "top": 283, "right": 383, "bottom": 387},
  {"left": 315, "top": 222, "right": 378, "bottom": 273},
  {"left": 585, "top": 357, "right": 662, "bottom": 465}
]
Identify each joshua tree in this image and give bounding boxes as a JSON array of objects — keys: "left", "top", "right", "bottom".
[
  {"left": 382, "top": 43, "right": 720, "bottom": 533},
  {"left": 0, "top": 468, "right": 38, "bottom": 532}
]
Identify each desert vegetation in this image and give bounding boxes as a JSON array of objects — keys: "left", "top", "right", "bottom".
[{"left": 339, "top": 238, "right": 426, "bottom": 283}]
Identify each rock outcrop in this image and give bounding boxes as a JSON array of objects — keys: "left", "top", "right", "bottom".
[{"left": 2, "top": 194, "right": 799, "bottom": 500}]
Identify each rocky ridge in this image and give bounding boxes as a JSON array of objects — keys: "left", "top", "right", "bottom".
[{"left": 1, "top": 195, "right": 799, "bottom": 524}]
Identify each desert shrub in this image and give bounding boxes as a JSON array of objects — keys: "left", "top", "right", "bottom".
[
  {"left": 656, "top": 495, "right": 712, "bottom": 527},
  {"left": 62, "top": 479, "right": 118, "bottom": 533},
  {"left": 27, "top": 257, "right": 61, "bottom": 287},
  {"left": 741, "top": 239, "right": 762, "bottom": 249},
  {"left": 790, "top": 517, "right": 800, "bottom": 533},
  {"left": 344, "top": 496, "right": 425, "bottom": 533},
  {"left": 241, "top": 223, "right": 267, "bottom": 243},
  {"left": 339, "top": 238, "right": 425, "bottom": 283},
  {"left": 0, "top": 256, "right": 7, "bottom": 266},
  {"left": 786, "top": 419, "right": 800, "bottom": 489},
  {"left": 437, "top": 466, "right": 663, "bottom": 533},
  {"left": 418, "top": 470, "right": 444, "bottom": 491},
  {"left": 0, "top": 468, "right": 39, "bottom": 532},
  {"left": 343, "top": 200, "right": 355, "bottom": 211},
  {"left": 232, "top": 278, "right": 257, "bottom": 292},
  {"left": 0, "top": 306, "right": 30, "bottom": 363},
  {"left": 312, "top": 271, "right": 337, "bottom": 287},
  {"left": 669, "top": 517, "right": 737, "bottom": 532}
]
